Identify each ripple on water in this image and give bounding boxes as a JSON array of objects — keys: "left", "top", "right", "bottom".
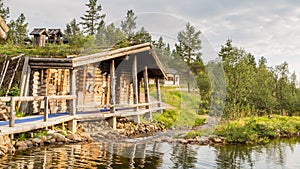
[{"left": 0, "top": 138, "right": 300, "bottom": 168}]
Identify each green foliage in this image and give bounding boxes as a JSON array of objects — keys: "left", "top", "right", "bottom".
[
  {"left": 7, "top": 13, "right": 28, "bottom": 45},
  {"left": 33, "top": 130, "right": 48, "bottom": 138},
  {"left": 193, "top": 117, "right": 207, "bottom": 126},
  {"left": 80, "top": 0, "right": 105, "bottom": 35},
  {"left": 0, "top": 0, "right": 9, "bottom": 21},
  {"left": 7, "top": 86, "right": 20, "bottom": 96},
  {"left": 17, "top": 133, "right": 26, "bottom": 141},
  {"left": 174, "top": 22, "right": 202, "bottom": 93},
  {"left": 151, "top": 86, "right": 203, "bottom": 127},
  {"left": 121, "top": 9, "right": 137, "bottom": 40},
  {"left": 0, "top": 43, "right": 81, "bottom": 56},
  {"left": 219, "top": 40, "right": 300, "bottom": 118},
  {"left": 184, "top": 130, "right": 202, "bottom": 139},
  {"left": 214, "top": 115, "right": 300, "bottom": 144},
  {"left": 156, "top": 110, "right": 178, "bottom": 128}
]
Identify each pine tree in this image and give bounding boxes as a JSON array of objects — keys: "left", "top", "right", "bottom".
[
  {"left": 7, "top": 13, "right": 28, "bottom": 44},
  {"left": 121, "top": 9, "right": 137, "bottom": 41},
  {"left": 64, "top": 19, "right": 86, "bottom": 47},
  {"left": 80, "top": 0, "right": 105, "bottom": 35},
  {"left": 175, "top": 22, "right": 202, "bottom": 93},
  {"left": 0, "top": 0, "right": 9, "bottom": 21}
]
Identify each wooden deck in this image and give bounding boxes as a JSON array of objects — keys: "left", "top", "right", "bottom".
[{"left": 0, "top": 105, "right": 166, "bottom": 136}]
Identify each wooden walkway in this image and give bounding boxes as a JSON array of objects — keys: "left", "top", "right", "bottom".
[{"left": 0, "top": 105, "right": 166, "bottom": 136}]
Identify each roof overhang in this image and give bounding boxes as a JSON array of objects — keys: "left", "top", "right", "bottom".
[{"left": 28, "top": 43, "right": 167, "bottom": 79}]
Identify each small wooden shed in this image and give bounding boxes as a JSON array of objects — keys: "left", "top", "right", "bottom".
[
  {"left": 0, "top": 16, "right": 9, "bottom": 39},
  {"left": 162, "top": 68, "right": 180, "bottom": 86},
  {"left": 30, "top": 28, "right": 49, "bottom": 47},
  {"left": 21, "top": 43, "right": 167, "bottom": 117},
  {"left": 48, "top": 29, "right": 63, "bottom": 44}
]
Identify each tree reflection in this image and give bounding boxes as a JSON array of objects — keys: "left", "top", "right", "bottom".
[
  {"left": 170, "top": 143, "right": 197, "bottom": 169},
  {"left": 213, "top": 138, "right": 300, "bottom": 169}
]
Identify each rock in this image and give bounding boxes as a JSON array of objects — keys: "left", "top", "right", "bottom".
[
  {"left": 80, "top": 133, "right": 93, "bottom": 142},
  {"left": 6, "top": 144, "right": 15, "bottom": 154},
  {"left": 40, "top": 136, "right": 48, "bottom": 143},
  {"left": 50, "top": 139, "right": 56, "bottom": 144},
  {"left": 177, "top": 139, "right": 188, "bottom": 144},
  {"left": 25, "top": 140, "right": 33, "bottom": 147},
  {"left": 53, "top": 133, "right": 68, "bottom": 142},
  {"left": 32, "top": 138, "right": 42, "bottom": 145},
  {"left": 47, "top": 130, "right": 56, "bottom": 135},
  {"left": 67, "top": 133, "right": 82, "bottom": 142},
  {"left": 213, "top": 138, "right": 223, "bottom": 143},
  {"left": 0, "top": 145, "right": 8, "bottom": 154},
  {"left": 15, "top": 141, "right": 28, "bottom": 150}
]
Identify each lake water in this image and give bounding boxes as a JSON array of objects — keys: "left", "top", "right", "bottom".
[{"left": 0, "top": 138, "right": 300, "bottom": 169}]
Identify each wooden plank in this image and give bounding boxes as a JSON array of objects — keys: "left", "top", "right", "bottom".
[
  {"left": 6, "top": 57, "right": 22, "bottom": 96},
  {"left": 110, "top": 60, "right": 116, "bottom": 113},
  {"left": 73, "top": 46, "right": 151, "bottom": 67},
  {"left": 0, "top": 59, "right": 10, "bottom": 88},
  {"left": 143, "top": 66, "right": 150, "bottom": 109},
  {"left": 132, "top": 56, "right": 139, "bottom": 111},
  {"left": 0, "top": 115, "right": 75, "bottom": 135},
  {"left": 9, "top": 97, "right": 16, "bottom": 127},
  {"left": 69, "top": 69, "right": 76, "bottom": 115},
  {"left": 0, "top": 55, "right": 7, "bottom": 81},
  {"left": 44, "top": 96, "right": 49, "bottom": 122},
  {"left": 19, "top": 57, "right": 29, "bottom": 97}
]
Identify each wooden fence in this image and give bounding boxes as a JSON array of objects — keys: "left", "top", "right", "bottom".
[{"left": 0, "top": 95, "right": 75, "bottom": 127}]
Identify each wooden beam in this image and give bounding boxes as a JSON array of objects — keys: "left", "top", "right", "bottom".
[
  {"left": 0, "top": 55, "right": 7, "bottom": 82},
  {"left": 155, "top": 78, "right": 162, "bottom": 113},
  {"left": 143, "top": 66, "right": 150, "bottom": 108},
  {"left": 6, "top": 57, "right": 22, "bottom": 96},
  {"left": 110, "top": 60, "right": 116, "bottom": 113},
  {"left": 132, "top": 56, "right": 139, "bottom": 111},
  {"left": 0, "top": 59, "right": 10, "bottom": 88},
  {"left": 72, "top": 45, "right": 151, "bottom": 67},
  {"left": 69, "top": 69, "right": 76, "bottom": 115},
  {"left": 19, "top": 57, "right": 29, "bottom": 97},
  {"left": 44, "top": 96, "right": 49, "bottom": 122},
  {"left": 144, "top": 66, "right": 151, "bottom": 121},
  {"left": 9, "top": 97, "right": 16, "bottom": 127}
]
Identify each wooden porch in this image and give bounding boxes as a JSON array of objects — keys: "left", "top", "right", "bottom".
[{"left": 0, "top": 43, "right": 169, "bottom": 136}]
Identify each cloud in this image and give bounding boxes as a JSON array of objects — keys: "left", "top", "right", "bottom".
[{"left": 4, "top": 0, "right": 300, "bottom": 79}]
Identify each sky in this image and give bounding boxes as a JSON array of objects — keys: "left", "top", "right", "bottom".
[{"left": 4, "top": 0, "right": 300, "bottom": 80}]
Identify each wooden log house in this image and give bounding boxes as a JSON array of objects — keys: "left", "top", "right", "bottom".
[
  {"left": 48, "top": 29, "right": 63, "bottom": 44},
  {"left": 30, "top": 28, "right": 49, "bottom": 47},
  {"left": 20, "top": 43, "right": 167, "bottom": 122}
]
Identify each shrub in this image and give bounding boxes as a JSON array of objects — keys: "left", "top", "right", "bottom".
[{"left": 193, "top": 117, "right": 207, "bottom": 126}]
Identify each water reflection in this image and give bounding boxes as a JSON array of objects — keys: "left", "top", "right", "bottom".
[{"left": 0, "top": 138, "right": 300, "bottom": 168}]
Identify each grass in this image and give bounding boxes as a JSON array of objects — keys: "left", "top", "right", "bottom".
[
  {"left": 151, "top": 86, "right": 204, "bottom": 127},
  {"left": 214, "top": 115, "right": 300, "bottom": 144},
  {"left": 0, "top": 44, "right": 80, "bottom": 57}
]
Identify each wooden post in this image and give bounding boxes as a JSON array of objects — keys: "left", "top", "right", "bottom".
[
  {"left": 6, "top": 57, "right": 22, "bottom": 96},
  {"left": 44, "top": 96, "right": 48, "bottom": 122},
  {"left": 20, "top": 65, "right": 31, "bottom": 113},
  {"left": 0, "top": 59, "right": 10, "bottom": 89},
  {"left": 155, "top": 78, "right": 162, "bottom": 113},
  {"left": 69, "top": 69, "right": 76, "bottom": 115},
  {"left": 144, "top": 66, "right": 151, "bottom": 121},
  {"left": 132, "top": 56, "right": 140, "bottom": 124},
  {"left": 110, "top": 60, "right": 116, "bottom": 113},
  {"left": 132, "top": 56, "right": 139, "bottom": 110},
  {"left": 68, "top": 120, "right": 77, "bottom": 133},
  {"left": 9, "top": 97, "right": 16, "bottom": 127},
  {"left": 110, "top": 60, "right": 116, "bottom": 130},
  {"left": 0, "top": 55, "right": 7, "bottom": 83}
]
